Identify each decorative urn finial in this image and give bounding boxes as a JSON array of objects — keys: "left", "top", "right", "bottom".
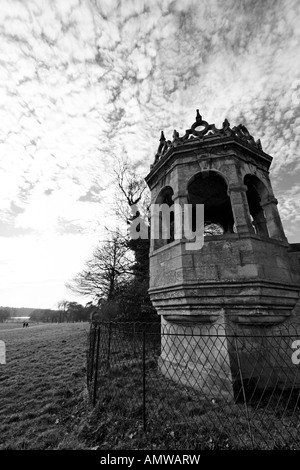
[{"left": 196, "top": 109, "right": 202, "bottom": 122}]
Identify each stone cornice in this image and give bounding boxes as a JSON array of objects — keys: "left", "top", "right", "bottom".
[
  {"left": 148, "top": 278, "right": 300, "bottom": 294},
  {"left": 146, "top": 136, "right": 272, "bottom": 186}
]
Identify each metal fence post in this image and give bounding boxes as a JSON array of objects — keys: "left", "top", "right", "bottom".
[
  {"left": 234, "top": 334, "right": 255, "bottom": 449},
  {"left": 107, "top": 322, "right": 112, "bottom": 370},
  {"left": 93, "top": 325, "right": 101, "bottom": 407},
  {"left": 88, "top": 324, "right": 96, "bottom": 384},
  {"left": 143, "top": 330, "right": 147, "bottom": 431},
  {"left": 133, "top": 322, "right": 136, "bottom": 357}
]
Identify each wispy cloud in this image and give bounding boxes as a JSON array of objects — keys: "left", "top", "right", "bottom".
[{"left": 0, "top": 0, "right": 299, "bottom": 306}]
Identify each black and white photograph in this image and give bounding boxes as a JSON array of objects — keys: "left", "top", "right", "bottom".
[{"left": 0, "top": 0, "right": 300, "bottom": 460}]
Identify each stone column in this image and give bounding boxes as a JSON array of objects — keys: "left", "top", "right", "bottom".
[
  {"left": 261, "top": 196, "right": 288, "bottom": 242},
  {"left": 253, "top": 210, "right": 269, "bottom": 238},
  {"left": 228, "top": 184, "right": 255, "bottom": 235},
  {"left": 172, "top": 190, "right": 189, "bottom": 241}
]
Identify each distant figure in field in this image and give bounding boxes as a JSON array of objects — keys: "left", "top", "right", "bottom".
[{"left": 23, "top": 322, "right": 29, "bottom": 328}]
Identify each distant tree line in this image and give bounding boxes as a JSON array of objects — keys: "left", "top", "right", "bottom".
[
  {"left": 0, "top": 303, "right": 93, "bottom": 323},
  {"left": 30, "top": 301, "right": 93, "bottom": 323},
  {"left": 0, "top": 307, "right": 12, "bottom": 323}
]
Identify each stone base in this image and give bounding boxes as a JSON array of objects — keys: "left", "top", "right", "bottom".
[
  {"left": 159, "top": 357, "right": 235, "bottom": 401},
  {"left": 159, "top": 312, "right": 300, "bottom": 402}
]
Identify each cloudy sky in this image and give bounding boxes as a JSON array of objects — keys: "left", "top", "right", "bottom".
[{"left": 0, "top": 0, "right": 300, "bottom": 309}]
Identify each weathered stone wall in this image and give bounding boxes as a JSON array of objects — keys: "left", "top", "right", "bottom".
[
  {"left": 149, "top": 234, "right": 300, "bottom": 321},
  {"left": 159, "top": 312, "right": 300, "bottom": 400},
  {"left": 289, "top": 243, "right": 300, "bottom": 273},
  {"left": 159, "top": 315, "right": 235, "bottom": 400},
  {"left": 226, "top": 313, "right": 300, "bottom": 392}
]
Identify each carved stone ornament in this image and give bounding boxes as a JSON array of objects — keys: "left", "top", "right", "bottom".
[{"left": 154, "top": 109, "right": 263, "bottom": 165}]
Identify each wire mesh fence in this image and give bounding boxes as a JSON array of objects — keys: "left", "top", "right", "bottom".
[{"left": 87, "top": 320, "right": 300, "bottom": 449}]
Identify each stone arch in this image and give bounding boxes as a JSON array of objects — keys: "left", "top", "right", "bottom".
[
  {"left": 187, "top": 170, "right": 235, "bottom": 235},
  {"left": 244, "top": 174, "right": 269, "bottom": 238},
  {"left": 153, "top": 185, "right": 175, "bottom": 250}
]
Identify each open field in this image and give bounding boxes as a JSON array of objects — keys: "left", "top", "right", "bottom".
[
  {"left": 1, "top": 321, "right": 300, "bottom": 450},
  {"left": 0, "top": 322, "right": 90, "bottom": 450},
  {"left": 0, "top": 322, "right": 39, "bottom": 331}
]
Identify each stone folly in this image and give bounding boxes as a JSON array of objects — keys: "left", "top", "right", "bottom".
[{"left": 145, "top": 110, "right": 300, "bottom": 400}]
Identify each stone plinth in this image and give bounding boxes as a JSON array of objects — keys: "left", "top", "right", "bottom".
[
  {"left": 159, "top": 315, "right": 235, "bottom": 400},
  {"left": 158, "top": 309, "right": 300, "bottom": 401}
]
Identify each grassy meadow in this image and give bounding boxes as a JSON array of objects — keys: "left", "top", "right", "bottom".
[
  {"left": 1, "top": 321, "right": 300, "bottom": 450},
  {"left": 0, "top": 322, "right": 90, "bottom": 450}
]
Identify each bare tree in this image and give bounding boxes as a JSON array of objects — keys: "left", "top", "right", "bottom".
[
  {"left": 110, "top": 160, "right": 155, "bottom": 320},
  {"left": 65, "top": 162, "right": 153, "bottom": 321},
  {"left": 66, "top": 232, "right": 133, "bottom": 305},
  {"left": 113, "top": 159, "right": 150, "bottom": 227}
]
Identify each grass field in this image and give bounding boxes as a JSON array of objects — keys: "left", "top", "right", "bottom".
[
  {"left": 0, "top": 322, "right": 39, "bottom": 331},
  {"left": 0, "top": 322, "right": 90, "bottom": 450},
  {"left": 1, "top": 322, "right": 300, "bottom": 450}
]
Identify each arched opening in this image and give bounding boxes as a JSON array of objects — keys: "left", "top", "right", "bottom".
[
  {"left": 153, "top": 186, "right": 174, "bottom": 250},
  {"left": 244, "top": 175, "right": 269, "bottom": 238},
  {"left": 187, "top": 171, "right": 234, "bottom": 236}
]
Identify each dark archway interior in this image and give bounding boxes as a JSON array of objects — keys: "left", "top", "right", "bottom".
[
  {"left": 244, "top": 175, "right": 269, "bottom": 238},
  {"left": 188, "top": 171, "right": 234, "bottom": 234}
]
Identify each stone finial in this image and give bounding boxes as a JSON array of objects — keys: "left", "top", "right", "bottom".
[
  {"left": 196, "top": 109, "right": 202, "bottom": 122},
  {"left": 160, "top": 131, "right": 166, "bottom": 142},
  {"left": 223, "top": 118, "right": 230, "bottom": 129},
  {"left": 256, "top": 139, "right": 262, "bottom": 149}
]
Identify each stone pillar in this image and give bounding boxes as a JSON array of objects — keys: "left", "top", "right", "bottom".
[
  {"left": 228, "top": 184, "right": 255, "bottom": 235},
  {"left": 253, "top": 209, "right": 269, "bottom": 238},
  {"left": 172, "top": 190, "right": 189, "bottom": 241},
  {"left": 261, "top": 196, "right": 288, "bottom": 242}
]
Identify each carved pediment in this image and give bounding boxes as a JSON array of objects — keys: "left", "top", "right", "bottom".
[{"left": 153, "top": 109, "right": 263, "bottom": 166}]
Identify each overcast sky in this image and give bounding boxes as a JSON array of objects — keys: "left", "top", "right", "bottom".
[{"left": 0, "top": 0, "right": 300, "bottom": 309}]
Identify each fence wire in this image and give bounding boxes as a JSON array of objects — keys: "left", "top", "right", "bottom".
[{"left": 87, "top": 320, "right": 300, "bottom": 449}]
